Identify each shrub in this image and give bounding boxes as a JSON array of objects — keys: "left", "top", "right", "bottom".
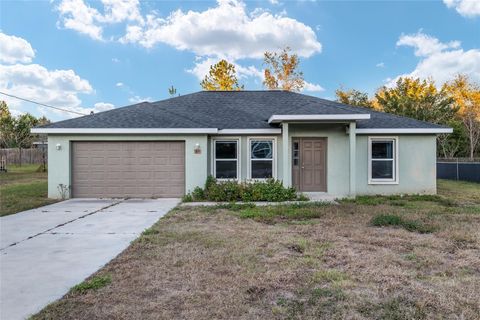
[
  {"left": 242, "top": 179, "right": 297, "bottom": 202},
  {"left": 183, "top": 176, "right": 299, "bottom": 202},
  {"left": 205, "top": 175, "right": 217, "bottom": 191},
  {"left": 206, "top": 180, "right": 243, "bottom": 202},
  {"left": 182, "top": 193, "right": 193, "bottom": 202},
  {"left": 191, "top": 187, "right": 205, "bottom": 201}
]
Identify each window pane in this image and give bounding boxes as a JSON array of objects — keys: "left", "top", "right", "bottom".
[
  {"left": 251, "top": 161, "right": 273, "bottom": 179},
  {"left": 372, "top": 160, "right": 393, "bottom": 179},
  {"left": 251, "top": 141, "right": 272, "bottom": 159},
  {"left": 372, "top": 141, "right": 393, "bottom": 159},
  {"left": 216, "top": 161, "right": 237, "bottom": 179},
  {"left": 215, "top": 141, "right": 237, "bottom": 159}
]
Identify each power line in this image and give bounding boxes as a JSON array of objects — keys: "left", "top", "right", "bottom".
[{"left": 0, "top": 91, "right": 89, "bottom": 116}]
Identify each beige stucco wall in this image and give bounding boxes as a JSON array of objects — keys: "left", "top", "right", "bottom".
[
  {"left": 46, "top": 130, "right": 437, "bottom": 199},
  {"left": 355, "top": 134, "right": 437, "bottom": 195},
  {"left": 47, "top": 134, "right": 208, "bottom": 199}
]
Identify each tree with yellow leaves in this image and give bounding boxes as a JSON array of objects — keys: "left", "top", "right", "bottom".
[
  {"left": 335, "top": 87, "right": 374, "bottom": 108},
  {"left": 443, "top": 75, "right": 480, "bottom": 160},
  {"left": 263, "top": 47, "right": 304, "bottom": 92},
  {"left": 200, "top": 59, "right": 243, "bottom": 91},
  {"left": 375, "top": 77, "right": 456, "bottom": 125}
]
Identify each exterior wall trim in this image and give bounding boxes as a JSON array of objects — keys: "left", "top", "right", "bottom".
[
  {"left": 355, "top": 128, "right": 452, "bottom": 134},
  {"left": 217, "top": 129, "right": 281, "bottom": 134},
  {"left": 268, "top": 114, "right": 370, "bottom": 123},
  {"left": 32, "top": 128, "right": 218, "bottom": 134}
]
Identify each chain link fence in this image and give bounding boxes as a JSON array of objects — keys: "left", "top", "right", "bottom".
[{"left": 437, "top": 158, "right": 480, "bottom": 183}]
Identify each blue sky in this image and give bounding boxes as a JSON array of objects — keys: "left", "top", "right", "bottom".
[{"left": 1, "top": 0, "right": 479, "bottom": 121}]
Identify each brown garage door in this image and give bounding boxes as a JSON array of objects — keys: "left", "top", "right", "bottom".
[{"left": 72, "top": 141, "right": 185, "bottom": 198}]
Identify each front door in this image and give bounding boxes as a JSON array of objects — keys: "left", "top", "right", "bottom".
[{"left": 292, "top": 138, "right": 327, "bottom": 192}]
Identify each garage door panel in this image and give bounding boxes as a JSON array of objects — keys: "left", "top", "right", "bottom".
[{"left": 72, "top": 141, "right": 185, "bottom": 198}]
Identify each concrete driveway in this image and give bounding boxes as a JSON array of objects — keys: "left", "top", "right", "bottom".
[{"left": 0, "top": 198, "right": 179, "bottom": 320}]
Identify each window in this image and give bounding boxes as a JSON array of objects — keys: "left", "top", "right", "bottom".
[
  {"left": 293, "top": 141, "right": 299, "bottom": 166},
  {"left": 214, "top": 140, "right": 238, "bottom": 179},
  {"left": 368, "top": 137, "right": 398, "bottom": 184},
  {"left": 249, "top": 138, "right": 275, "bottom": 179}
]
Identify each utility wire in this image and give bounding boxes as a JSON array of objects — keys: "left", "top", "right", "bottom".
[{"left": 0, "top": 91, "right": 89, "bottom": 116}]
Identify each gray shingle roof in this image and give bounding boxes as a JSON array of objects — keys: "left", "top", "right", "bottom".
[{"left": 41, "top": 91, "right": 446, "bottom": 130}]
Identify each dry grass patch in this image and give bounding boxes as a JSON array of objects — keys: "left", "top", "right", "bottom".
[{"left": 33, "top": 181, "right": 480, "bottom": 319}]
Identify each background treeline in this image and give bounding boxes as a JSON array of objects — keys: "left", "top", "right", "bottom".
[
  {"left": 200, "top": 49, "right": 479, "bottom": 159},
  {"left": 336, "top": 75, "right": 479, "bottom": 159},
  {"left": 0, "top": 101, "right": 50, "bottom": 150}
]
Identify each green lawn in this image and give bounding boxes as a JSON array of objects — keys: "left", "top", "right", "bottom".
[
  {"left": 32, "top": 179, "right": 480, "bottom": 320},
  {"left": 0, "top": 165, "right": 57, "bottom": 217}
]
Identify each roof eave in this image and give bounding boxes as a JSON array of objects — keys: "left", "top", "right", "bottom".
[
  {"left": 30, "top": 128, "right": 219, "bottom": 134},
  {"left": 353, "top": 128, "right": 453, "bottom": 134},
  {"left": 268, "top": 114, "right": 370, "bottom": 123}
]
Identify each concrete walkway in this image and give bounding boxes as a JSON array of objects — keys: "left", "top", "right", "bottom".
[{"left": 0, "top": 198, "right": 179, "bottom": 320}]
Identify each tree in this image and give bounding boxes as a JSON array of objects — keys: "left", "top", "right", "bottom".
[
  {"left": 375, "top": 77, "right": 457, "bottom": 125},
  {"left": 263, "top": 47, "right": 304, "bottom": 92},
  {"left": 443, "top": 75, "right": 480, "bottom": 159},
  {"left": 437, "top": 119, "right": 468, "bottom": 158},
  {"left": 0, "top": 100, "right": 14, "bottom": 148},
  {"left": 335, "top": 87, "right": 374, "bottom": 108},
  {"left": 12, "top": 113, "right": 38, "bottom": 166},
  {"left": 35, "top": 116, "right": 50, "bottom": 171},
  {"left": 168, "top": 85, "right": 177, "bottom": 97},
  {"left": 200, "top": 59, "right": 243, "bottom": 91}
]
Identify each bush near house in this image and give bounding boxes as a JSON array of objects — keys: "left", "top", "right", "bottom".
[{"left": 182, "top": 176, "right": 303, "bottom": 202}]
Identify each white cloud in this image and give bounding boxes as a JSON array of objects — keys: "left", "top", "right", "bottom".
[
  {"left": 56, "top": 0, "right": 104, "bottom": 40},
  {"left": 0, "top": 33, "right": 35, "bottom": 64},
  {"left": 96, "top": 0, "right": 143, "bottom": 24},
  {"left": 112, "top": 57, "right": 120, "bottom": 63},
  {"left": 397, "top": 32, "right": 460, "bottom": 57},
  {"left": 128, "top": 95, "right": 152, "bottom": 103},
  {"left": 120, "top": 0, "right": 321, "bottom": 59},
  {"left": 302, "top": 81, "right": 325, "bottom": 92},
  {"left": 116, "top": 82, "right": 124, "bottom": 87},
  {"left": 37, "top": 102, "right": 114, "bottom": 118},
  {"left": 0, "top": 33, "right": 103, "bottom": 119},
  {"left": 444, "top": 0, "right": 480, "bottom": 18},
  {"left": 268, "top": 0, "right": 280, "bottom": 5},
  {"left": 0, "top": 64, "right": 93, "bottom": 108},
  {"left": 186, "top": 57, "right": 263, "bottom": 81},
  {"left": 376, "top": 62, "right": 385, "bottom": 68},
  {"left": 93, "top": 102, "right": 115, "bottom": 111},
  {"left": 53, "top": 1, "right": 323, "bottom": 92},
  {"left": 56, "top": 0, "right": 143, "bottom": 40},
  {"left": 390, "top": 32, "right": 480, "bottom": 86}
]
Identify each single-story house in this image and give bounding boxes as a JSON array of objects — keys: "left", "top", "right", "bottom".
[{"left": 32, "top": 91, "right": 452, "bottom": 199}]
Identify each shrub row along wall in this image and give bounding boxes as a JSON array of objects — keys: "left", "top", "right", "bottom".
[
  {"left": 0, "top": 148, "right": 48, "bottom": 165},
  {"left": 437, "top": 161, "right": 480, "bottom": 183}
]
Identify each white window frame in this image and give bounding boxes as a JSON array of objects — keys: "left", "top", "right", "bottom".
[
  {"left": 368, "top": 136, "right": 399, "bottom": 185},
  {"left": 247, "top": 137, "right": 277, "bottom": 180},
  {"left": 211, "top": 138, "right": 240, "bottom": 181}
]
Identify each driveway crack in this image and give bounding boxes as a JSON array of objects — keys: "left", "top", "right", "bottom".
[{"left": 0, "top": 199, "right": 125, "bottom": 251}]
